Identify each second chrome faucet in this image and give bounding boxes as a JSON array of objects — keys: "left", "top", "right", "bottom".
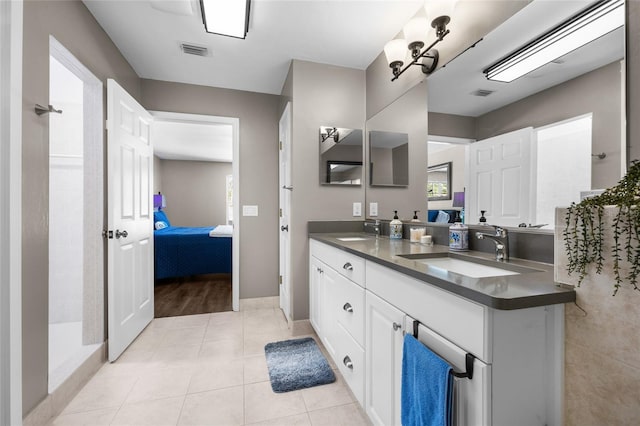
[{"left": 476, "top": 225, "right": 509, "bottom": 261}]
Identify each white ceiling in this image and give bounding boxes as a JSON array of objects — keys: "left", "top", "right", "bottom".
[
  {"left": 83, "top": 0, "right": 425, "bottom": 95},
  {"left": 152, "top": 119, "right": 233, "bottom": 162},
  {"left": 427, "top": 0, "right": 625, "bottom": 117}
]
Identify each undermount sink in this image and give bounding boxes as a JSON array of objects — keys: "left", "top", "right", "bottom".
[
  {"left": 397, "top": 253, "right": 542, "bottom": 278},
  {"left": 336, "top": 236, "right": 370, "bottom": 242}
]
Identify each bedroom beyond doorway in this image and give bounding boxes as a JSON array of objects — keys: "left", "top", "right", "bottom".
[{"left": 151, "top": 111, "right": 240, "bottom": 316}]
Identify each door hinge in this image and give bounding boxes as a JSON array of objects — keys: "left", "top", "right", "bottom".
[
  {"left": 102, "top": 230, "right": 114, "bottom": 239},
  {"left": 279, "top": 275, "right": 283, "bottom": 284},
  {"left": 279, "top": 208, "right": 282, "bottom": 217},
  {"left": 279, "top": 141, "right": 282, "bottom": 150}
]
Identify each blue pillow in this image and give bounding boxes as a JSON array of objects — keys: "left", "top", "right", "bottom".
[
  {"left": 435, "top": 210, "right": 450, "bottom": 223},
  {"left": 154, "top": 210, "right": 171, "bottom": 227}
]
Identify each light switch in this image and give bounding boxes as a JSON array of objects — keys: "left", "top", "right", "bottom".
[
  {"left": 242, "top": 205, "right": 259, "bottom": 216},
  {"left": 353, "top": 202, "right": 362, "bottom": 217},
  {"left": 369, "top": 202, "right": 378, "bottom": 217}
]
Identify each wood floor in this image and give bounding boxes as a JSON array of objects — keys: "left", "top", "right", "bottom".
[{"left": 154, "top": 273, "right": 232, "bottom": 318}]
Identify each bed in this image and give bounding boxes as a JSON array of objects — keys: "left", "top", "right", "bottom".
[{"left": 154, "top": 211, "right": 232, "bottom": 280}]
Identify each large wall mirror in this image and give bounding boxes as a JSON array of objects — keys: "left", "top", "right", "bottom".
[
  {"left": 319, "top": 126, "right": 363, "bottom": 185},
  {"left": 427, "top": 0, "right": 625, "bottom": 229}
]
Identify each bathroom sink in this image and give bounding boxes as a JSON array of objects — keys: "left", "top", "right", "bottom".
[
  {"left": 397, "top": 253, "right": 542, "bottom": 278},
  {"left": 415, "top": 257, "right": 520, "bottom": 278},
  {"left": 336, "top": 236, "right": 370, "bottom": 242}
]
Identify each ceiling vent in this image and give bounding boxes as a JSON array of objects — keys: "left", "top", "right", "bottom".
[
  {"left": 180, "top": 43, "right": 210, "bottom": 57},
  {"left": 471, "top": 89, "right": 495, "bottom": 97}
]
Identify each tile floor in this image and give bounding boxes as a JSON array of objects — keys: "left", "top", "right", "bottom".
[{"left": 48, "top": 308, "right": 371, "bottom": 426}]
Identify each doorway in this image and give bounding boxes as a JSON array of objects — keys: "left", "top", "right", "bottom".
[
  {"left": 48, "top": 37, "right": 103, "bottom": 392},
  {"left": 150, "top": 111, "right": 240, "bottom": 315}
]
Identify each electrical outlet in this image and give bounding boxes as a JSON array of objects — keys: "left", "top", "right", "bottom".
[
  {"left": 369, "top": 202, "right": 378, "bottom": 217},
  {"left": 353, "top": 202, "right": 362, "bottom": 217}
]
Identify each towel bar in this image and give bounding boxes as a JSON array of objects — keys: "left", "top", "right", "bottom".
[{"left": 412, "top": 320, "right": 475, "bottom": 380}]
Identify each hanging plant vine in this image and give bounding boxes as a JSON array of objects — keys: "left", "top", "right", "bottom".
[{"left": 563, "top": 160, "right": 640, "bottom": 295}]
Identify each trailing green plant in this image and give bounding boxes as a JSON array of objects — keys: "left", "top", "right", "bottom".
[{"left": 564, "top": 160, "right": 640, "bottom": 295}]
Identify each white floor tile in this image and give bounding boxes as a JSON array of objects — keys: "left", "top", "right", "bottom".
[
  {"left": 188, "top": 358, "right": 244, "bottom": 393},
  {"left": 178, "top": 386, "right": 244, "bottom": 426},
  {"left": 111, "top": 396, "right": 184, "bottom": 426},
  {"left": 48, "top": 407, "right": 117, "bottom": 425},
  {"left": 125, "top": 367, "right": 192, "bottom": 404},
  {"left": 244, "top": 381, "right": 307, "bottom": 424}
]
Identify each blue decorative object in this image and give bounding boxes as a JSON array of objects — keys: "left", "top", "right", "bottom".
[
  {"left": 264, "top": 337, "right": 336, "bottom": 393},
  {"left": 401, "top": 334, "right": 453, "bottom": 426}
]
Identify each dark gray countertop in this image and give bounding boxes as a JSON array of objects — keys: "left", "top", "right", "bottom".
[{"left": 309, "top": 232, "right": 576, "bottom": 310}]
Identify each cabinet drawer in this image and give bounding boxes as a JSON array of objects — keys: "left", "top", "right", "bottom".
[
  {"left": 333, "top": 323, "right": 365, "bottom": 406},
  {"left": 366, "top": 261, "right": 488, "bottom": 361},
  {"left": 310, "top": 240, "right": 365, "bottom": 286},
  {"left": 332, "top": 273, "right": 365, "bottom": 346}
]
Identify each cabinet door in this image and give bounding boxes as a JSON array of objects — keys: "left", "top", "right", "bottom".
[
  {"left": 309, "top": 256, "right": 323, "bottom": 335},
  {"left": 365, "top": 291, "right": 405, "bottom": 426}
]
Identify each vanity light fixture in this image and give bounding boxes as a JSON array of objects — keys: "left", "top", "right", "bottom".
[
  {"left": 383, "top": 0, "right": 458, "bottom": 81},
  {"left": 320, "top": 127, "right": 340, "bottom": 143},
  {"left": 484, "top": 0, "right": 624, "bottom": 83},
  {"left": 200, "top": 0, "right": 251, "bottom": 39}
]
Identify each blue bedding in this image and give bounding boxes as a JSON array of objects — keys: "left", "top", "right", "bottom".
[{"left": 154, "top": 225, "right": 232, "bottom": 280}]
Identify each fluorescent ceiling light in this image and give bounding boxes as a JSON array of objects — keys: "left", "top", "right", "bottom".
[
  {"left": 200, "top": 0, "right": 250, "bottom": 39},
  {"left": 485, "top": 0, "right": 624, "bottom": 83}
]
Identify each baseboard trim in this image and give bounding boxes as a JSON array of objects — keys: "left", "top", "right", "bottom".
[{"left": 23, "top": 343, "right": 106, "bottom": 426}]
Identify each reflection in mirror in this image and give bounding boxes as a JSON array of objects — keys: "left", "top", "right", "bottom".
[
  {"left": 427, "top": 162, "right": 451, "bottom": 201},
  {"left": 369, "top": 131, "right": 409, "bottom": 186},
  {"left": 427, "top": 0, "right": 625, "bottom": 229},
  {"left": 319, "top": 127, "right": 363, "bottom": 186},
  {"left": 325, "top": 161, "right": 362, "bottom": 185}
]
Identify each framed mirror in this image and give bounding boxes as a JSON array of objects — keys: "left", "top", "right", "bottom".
[
  {"left": 369, "top": 131, "right": 409, "bottom": 186},
  {"left": 427, "top": 162, "right": 451, "bottom": 201},
  {"left": 319, "top": 126, "right": 363, "bottom": 186},
  {"left": 427, "top": 0, "right": 625, "bottom": 229}
]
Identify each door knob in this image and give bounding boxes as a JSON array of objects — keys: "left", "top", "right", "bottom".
[
  {"left": 281, "top": 225, "right": 289, "bottom": 232},
  {"left": 115, "top": 229, "right": 128, "bottom": 239},
  {"left": 343, "top": 356, "right": 353, "bottom": 370}
]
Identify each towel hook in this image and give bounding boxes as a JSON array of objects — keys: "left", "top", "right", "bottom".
[{"left": 35, "top": 104, "right": 63, "bottom": 116}]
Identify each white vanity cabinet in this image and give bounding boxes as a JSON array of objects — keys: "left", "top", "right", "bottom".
[
  {"left": 309, "top": 240, "right": 366, "bottom": 405},
  {"left": 364, "top": 291, "right": 405, "bottom": 426},
  {"left": 309, "top": 239, "right": 562, "bottom": 426}
]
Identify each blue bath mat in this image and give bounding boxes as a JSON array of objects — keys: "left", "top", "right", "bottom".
[{"left": 264, "top": 337, "right": 336, "bottom": 393}]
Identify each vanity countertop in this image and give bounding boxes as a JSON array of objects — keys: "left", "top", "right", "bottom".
[{"left": 309, "top": 232, "right": 576, "bottom": 310}]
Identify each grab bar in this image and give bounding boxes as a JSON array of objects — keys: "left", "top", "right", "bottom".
[{"left": 412, "top": 320, "right": 475, "bottom": 380}]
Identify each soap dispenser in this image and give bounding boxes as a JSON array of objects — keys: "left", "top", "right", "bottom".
[
  {"left": 411, "top": 211, "right": 420, "bottom": 222},
  {"left": 390, "top": 211, "right": 403, "bottom": 240}
]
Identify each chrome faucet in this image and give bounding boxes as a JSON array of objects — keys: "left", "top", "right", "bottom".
[
  {"left": 364, "top": 220, "right": 381, "bottom": 238},
  {"left": 476, "top": 225, "right": 509, "bottom": 261}
]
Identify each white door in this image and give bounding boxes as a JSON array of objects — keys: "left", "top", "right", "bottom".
[
  {"left": 365, "top": 291, "right": 405, "bottom": 426},
  {"left": 279, "top": 102, "right": 292, "bottom": 322},
  {"left": 107, "top": 79, "right": 154, "bottom": 361},
  {"left": 467, "top": 127, "right": 533, "bottom": 227}
]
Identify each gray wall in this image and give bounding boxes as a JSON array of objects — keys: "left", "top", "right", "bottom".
[
  {"left": 159, "top": 159, "right": 232, "bottom": 227},
  {"left": 288, "top": 60, "right": 366, "bottom": 320},
  {"left": 428, "top": 112, "right": 476, "bottom": 139},
  {"left": 140, "top": 79, "right": 280, "bottom": 300},
  {"left": 476, "top": 61, "right": 623, "bottom": 189},
  {"left": 629, "top": 0, "right": 640, "bottom": 163},
  {"left": 21, "top": 0, "right": 141, "bottom": 415},
  {"left": 153, "top": 155, "right": 162, "bottom": 194}
]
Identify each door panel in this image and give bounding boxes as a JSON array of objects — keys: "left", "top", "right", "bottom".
[
  {"left": 107, "top": 79, "right": 154, "bottom": 361},
  {"left": 279, "top": 102, "right": 292, "bottom": 321},
  {"left": 467, "top": 127, "right": 533, "bottom": 227}
]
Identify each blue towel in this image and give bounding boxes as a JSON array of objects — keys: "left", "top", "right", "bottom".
[{"left": 401, "top": 333, "right": 454, "bottom": 426}]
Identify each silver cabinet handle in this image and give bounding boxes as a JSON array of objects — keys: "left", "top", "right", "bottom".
[
  {"left": 343, "top": 356, "right": 353, "bottom": 370},
  {"left": 115, "top": 229, "right": 128, "bottom": 239},
  {"left": 343, "top": 262, "right": 353, "bottom": 271},
  {"left": 392, "top": 322, "right": 401, "bottom": 331},
  {"left": 343, "top": 303, "right": 353, "bottom": 313}
]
